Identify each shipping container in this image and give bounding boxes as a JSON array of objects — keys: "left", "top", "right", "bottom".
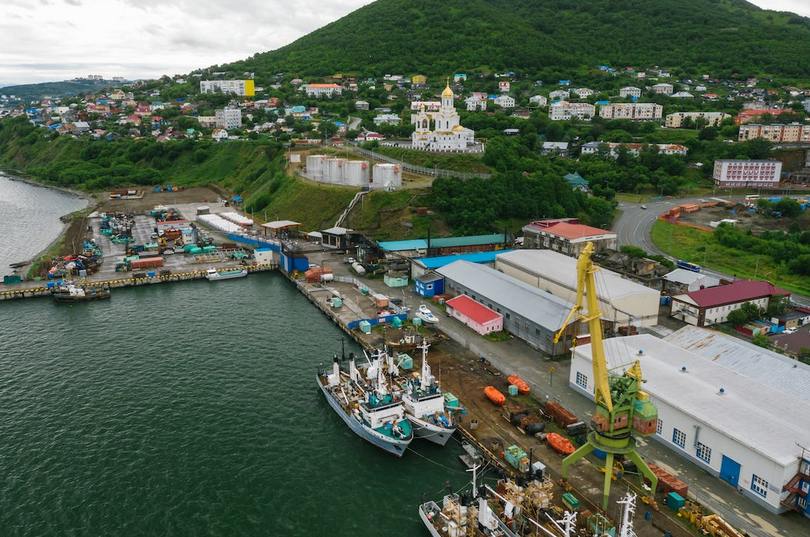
[{"left": 129, "top": 257, "right": 164, "bottom": 270}]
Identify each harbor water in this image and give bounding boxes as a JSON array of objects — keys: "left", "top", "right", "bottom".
[
  {"left": 0, "top": 273, "right": 466, "bottom": 536},
  {"left": 0, "top": 172, "right": 88, "bottom": 271}
]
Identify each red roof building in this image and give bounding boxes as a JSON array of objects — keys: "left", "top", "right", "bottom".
[
  {"left": 671, "top": 280, "right": 790, "bottom": 327},
  {"left": 446, "top": 294, "right": 503, "bottom": 335},
  {"left": 522, "top": 218, "right": 617, "bottom": 256}
]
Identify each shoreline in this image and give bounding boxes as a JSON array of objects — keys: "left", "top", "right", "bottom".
[
  {"left": 1, "top": 171, "right": 96, "bottom": 272},
  {"left": 0, "top": 168, "right": 95, "bottom": 205}
]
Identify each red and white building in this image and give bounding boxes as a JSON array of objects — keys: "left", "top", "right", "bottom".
[
  {"left": 671, "top": 280, "right": 790, "bottom": 327},
  {"left": 713, "top": 160, "right": 782, "bottom": 189},
  {"left": 445, "top": 294, "right": 503, "bottom": 335},
  {"left": 303, "top": 83, "right": 343, "bottom": 97},
  {"left": 521, "top": 218, "right": 617, "bottom": 256}
]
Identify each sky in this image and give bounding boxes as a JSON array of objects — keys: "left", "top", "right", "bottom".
[{"left": 1, "top": 0, "right": 809, "bottom": 87}]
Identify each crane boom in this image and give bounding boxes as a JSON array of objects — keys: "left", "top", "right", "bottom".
[{"left": 552, "top": 242, "right": 613, "bottom": 412}]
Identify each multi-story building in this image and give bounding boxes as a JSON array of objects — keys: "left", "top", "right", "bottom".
[
  {"left": 549, "top": 101, "right": 595, "bottom": 121},
  {"left": 549, "top": 89, "right": 570, "bottom": 101},
  {"left": 665, "top": 112, "right": 730, "bottom": 128},
  {"left": 713, "top": 159, "right": 782, "bottom": 189},
  {"left": 215, "top": 107, "right": 242, "bottom": 130},
  {"left": 465, "top": 94, "right": 487, "bottom": 111},
  {"left": 373, "top": 113, "right": 400, "bottom": 126},
  {"left": 529, "top": 95, "right": 548, "bottom": 108},
  {"left": 200, "top": 79, "right": 255, "bottom": 97},
  {"left": 599, "top": 102, "right": 663, "bottom": 120},
  {"left": 619, "top": 86, "right": 642, "bottom": 98},
  {"left": 520, "top": 218, "right": 617, "bottom": 256},
  {"left": 303, "top": 83, "right": 343, "bottom": 97},
  {"left": 671, "top": 280, "right": 789, "bottom": 327},
  {"left": 493, "top": 95, "right": 516, "bottom": 108},
  {"left": 738, "top": 123, "right": 810, "bottom": 143},
  {"left": 651, "top": 83, "right": 674, "bottom": 95},
  {"left": 572, "top": 88, "right": 594, "bottom": 99}
]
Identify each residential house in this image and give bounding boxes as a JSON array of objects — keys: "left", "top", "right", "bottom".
[
  {"left": 549, "top": 89, "right": 570, "bottom": 101},
  {"left": 581, "top": 142, "right": 687, "bottom": 158},
  {"left": 211, "top": 128, "right": 228, "bottom": 141},
  {"left": 493, "top": 95, "right": 516, "bottom": 108},
  {"left": 355, "top": 100, "right": 370, "bottom": 111},
  {"left": 541, "top": 142, "right": 569, "bottom": 157},
  {"left": 304, "top": 83, "right": 342, "bottom": 97},
  {"left": 465, "top": 93, "right": 487, "bottom": 111},
  {"left": 619, "top": 87, "right": 642, "bottom": 99},
  {"left": 572, "top": 88, "right": 594, "bottom": 99},
  {"left": 671, "top": 91, "right": 695, "bottom": 99},
  {"left": 498, "top": 81, "right": 511, "bottom": 93},
  {"left": 373, "top": 113, "right": 400, "bottom": 126},
  {"left": 529, "top": 95, "right": 548, "bottom": 108},
  {"left": 651, "top": 83, "right": 674, "bottom": 95}
]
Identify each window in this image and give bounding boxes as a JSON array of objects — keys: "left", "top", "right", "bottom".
[
  {"left": 751, "top": 475, "right": 768, "bottom": 498},
  {"left": 656, "top": 419, "right": 663, "bottom": 435},
  {"left": 696, "top": 442, "right": 712, "bottom": 464},
  {"left": 672, "top": 428, "right": 686, "bottom": 449},
  {"left": 575, "top": 371, "right": 588, "bottom": 389}
]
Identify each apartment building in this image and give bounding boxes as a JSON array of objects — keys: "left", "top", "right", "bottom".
[
  {"left": 599, "top": 102, "right": 663, "bottom": 120},
  {"left": 713, "top": 159, "right": 782, "bottom": 189},
  {"left": 738, "top": 123, "right": 810, "bottom": 143},
  {"left": 200, "top": 80, "right": 255, "bottom": 97},
  {"left": 549, "top": 101, "right": 596, "bottom": 121},
  {"left": 665, "top": 112, "right": 730, "bottom": 128}
]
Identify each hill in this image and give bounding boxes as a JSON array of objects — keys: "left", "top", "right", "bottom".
[
  {"left": 223, "top": 0, "right": 810, "bottom": 80},
  {"left": 0, "top": 79, "right": 124, "bottom": 101}
]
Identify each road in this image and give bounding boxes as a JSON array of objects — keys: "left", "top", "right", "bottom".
[{"left": 613, "top": 195, "right": 810, "bottom": 307}]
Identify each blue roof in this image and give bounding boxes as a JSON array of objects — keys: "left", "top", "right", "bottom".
[
  {"left": 415, "top": 250, "right": 513, "bottom": 270},
  {"left": 379, "top": 234, "right": 507, "bottom": 252}
]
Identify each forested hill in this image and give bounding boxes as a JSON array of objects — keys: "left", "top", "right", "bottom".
[
  {"left": 0, "top": 79, "right": 122, "bottom": 100},
  {"left": 223, "top": 0, "right": 810, "bottom": 80}
]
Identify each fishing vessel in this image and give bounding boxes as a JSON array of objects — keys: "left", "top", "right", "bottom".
[
  {"left": 206, "top": 267, "right": 248, "bottom": 281},
  {"left": 416, "top": 304, "right": 439, "bottom": 324},
  {"left": 317, "top": 350, "right": 413, "bottom": 457},
  {"left": 52, "top": 283, "right": 111, "bottom": 303},
  {"left": 398, "top": 342, "right": 458, "bottom": 446},
  {"left": 419, "top": 465, "right": 564, "bottom": 537}
]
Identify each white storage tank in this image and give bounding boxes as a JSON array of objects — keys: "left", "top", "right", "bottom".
[
  {"left": 305, "top": 154, "right": 328, "bottom": 180},
  {"left": 325, "top": 158, "right": 348, "bottom": 184},
  {"left": 372, "top": 163, "right": 402, "bottom": 189},
  {"left": 344, "top": 160, "right": 370, "bottom": 187}
]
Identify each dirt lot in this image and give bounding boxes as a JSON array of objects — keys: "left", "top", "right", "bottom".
[
  {"left": 100, "top": 186, "right": 224, "bottom": 213},
  {"left": 679, "top": 204, "right": 810, "bottom": 233}
]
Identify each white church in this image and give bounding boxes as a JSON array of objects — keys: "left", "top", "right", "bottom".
[{"left": 410, "top": 81, "right": 480, "bottom": 153}]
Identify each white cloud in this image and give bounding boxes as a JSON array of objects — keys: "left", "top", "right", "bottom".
[{"left": 0, "top": 0, "right": 807, "bottom": 86}]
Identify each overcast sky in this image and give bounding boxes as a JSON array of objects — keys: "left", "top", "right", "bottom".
[{"left": 1, "top": 0, "right": 808, "bottom": 87}]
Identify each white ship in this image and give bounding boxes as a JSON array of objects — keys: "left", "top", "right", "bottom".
[
  {"left": 398, "top": 342, "right": 458, "bottom": 446},
  {"left": 206, "top": 267, "right": 248, "bottom": 281},
  {"left": 317, "top": 350, "right": 413, "bottom": 457}
]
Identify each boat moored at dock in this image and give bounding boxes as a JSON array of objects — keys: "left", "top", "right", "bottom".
[
  {"left": 51, "top": 283, "right": 111, "bottom": 303},
  {"left": 317, "top": 350, "right": 413, "bottom": 457},
  {"left": 397, "top": 342, "right": 458, "bottom": 446},
  {"left": 206, "top": 267, "right": 248, "bottom": 281}
]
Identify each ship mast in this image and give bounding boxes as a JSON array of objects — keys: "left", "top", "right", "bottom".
[{"left": 418, "top": 340, "right": 432, "bottom": 391}]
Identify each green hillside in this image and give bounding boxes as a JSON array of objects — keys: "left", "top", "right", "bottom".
[
  {"left": 224, "top": 0, "right": 810, "bottom": 80},
  {"left": 0, "top": 79, "right": 122, "bottom": 100}
]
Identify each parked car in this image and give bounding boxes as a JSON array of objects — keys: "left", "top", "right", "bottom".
[{"left": 640, "top": 205, "right": 647, "bottom": 210}]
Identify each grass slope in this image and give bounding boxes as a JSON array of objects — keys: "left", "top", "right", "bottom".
[
  {"left": 372, "top": 146, "right": 492, "bottom": 174},
  {"left": 651, "top": 220, "right": 810, "bottom": 296},
  {"left": 226, "top": 0, "right": 810, "bottom": 79}
]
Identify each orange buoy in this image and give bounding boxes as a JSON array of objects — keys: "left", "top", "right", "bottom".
[
  {"left": 484, "top": 386, "right": 506, "bottom": 406},
  {"left": 546, "top": 432, "right": 576, "bottom": 455},
  {"left": 507, "top": 375, "right": 530, "bottom": 395}
]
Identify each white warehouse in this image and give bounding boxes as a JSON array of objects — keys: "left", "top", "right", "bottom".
[
  {"left": 495, "top": 249, "right": 660, "bottom": 327},
  {"left": 569, "top": 329, "right": 810, "bottom": 515}
]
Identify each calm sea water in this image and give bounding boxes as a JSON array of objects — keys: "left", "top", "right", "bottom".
[
  {"left": 0, "top": 271, "right": 465, "bottom": 536},
  {"left": 0, "top": 172, "right": 88, "bottom": 272}
]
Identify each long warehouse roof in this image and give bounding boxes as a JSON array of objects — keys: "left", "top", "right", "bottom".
[
  {"left": 496, "top": 249, "right": 659, "bottom": 301},
  {"left": 664, "top": 326, "right": 810, "bottom": 402},
  {"left": 573, "top": 334, "right": 810, "bottom": 466},
  {"left": 437, "top": 260, "right": 573, "bottom": 331}
]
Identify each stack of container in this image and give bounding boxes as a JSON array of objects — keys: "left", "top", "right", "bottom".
[
  {"left": 544, "top": 401, "right": 578, "bottom": 427},
  {"left": 504, "top": 445, "right": 530, "bottom": 473},
  {"left": 221, "top": 212, "right": 254, "bottom": 227},
  {"left": 648, "top": 463, "right": 688, "bottom": 497}
]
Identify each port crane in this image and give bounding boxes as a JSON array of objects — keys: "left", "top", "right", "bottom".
[{"left": 553, "top": 242, "right": 658, "bottom": 510}]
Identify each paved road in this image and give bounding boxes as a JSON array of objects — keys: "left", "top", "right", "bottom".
[{"left": 613, "top": 195, "right": 810, "bottom": 307}]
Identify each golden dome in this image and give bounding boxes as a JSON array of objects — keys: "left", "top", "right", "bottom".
[{"left": 442, "top": 78, "right": 453, "bottom": 98}]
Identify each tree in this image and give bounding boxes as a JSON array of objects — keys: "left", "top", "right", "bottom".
[
  {"left": 751, "top": 333, "right": 770, "bottom": 348},
  {"left": 698, "top": 126, "right": 718, "bottom": 140}
]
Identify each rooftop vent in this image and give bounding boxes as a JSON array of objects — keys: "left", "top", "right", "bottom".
[
  {"left": 718, "top": 387, "right": 726, "bottom": 395},
  {"left": 680, "top": 366, "right": 687, "bottom": 373}
]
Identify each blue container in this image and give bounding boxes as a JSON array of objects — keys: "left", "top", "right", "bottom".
[
  {"left": 146, "top": 271, "right": 156, "bottom": 278},
  {"left": 593, "top": 449, "right": 606, "bottom": 460},
  {"left": 46, "top": 281, "right": 56, "bottom": 289},
  {"left": 666, "top": 492, "right": 685, "bottom": 511}
]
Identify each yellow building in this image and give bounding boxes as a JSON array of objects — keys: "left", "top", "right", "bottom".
[{"left": 411, "top": 74, "right": 427, "bottom": 86}]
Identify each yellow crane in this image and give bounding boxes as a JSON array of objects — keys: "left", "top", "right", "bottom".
[{"left": 553, "top": 242, "right": 658, "bottom": 510}]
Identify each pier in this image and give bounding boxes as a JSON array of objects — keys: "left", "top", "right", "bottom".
[{"left": 0, "top": 263, "right": 278, "bottom": 301}]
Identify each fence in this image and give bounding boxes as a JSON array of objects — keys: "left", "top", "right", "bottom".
[{"left": 349, "top": 145, "right": 492, "bottom": 180}]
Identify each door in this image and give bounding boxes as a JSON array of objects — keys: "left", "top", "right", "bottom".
[{"left": 720, "top": 455, "right": 741, "bottom": 487}]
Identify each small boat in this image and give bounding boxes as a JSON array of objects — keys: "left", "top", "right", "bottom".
[
  {"left": 317, "top": 350, "right": 413, "bottom": 457},
  {"left": 206, "top": 267, "right": 247, "bottom": 281},
  {"left": 396, "top": 342, "right": 458, "bottom": 446},
  {"left": 52, "top": 283, "right": 111, "bottom": 303},
  {"left": 506, "top": 375, "right": 530, "bottom": 395},
  {"left": 546, "top": 432, "right": 576, "bottom": 455},
  {"left": 416, "top": 304, "right": 439, "bottom": 324},
  {"left": 484, "top": 386, "right": 505, "bottom": 406}
]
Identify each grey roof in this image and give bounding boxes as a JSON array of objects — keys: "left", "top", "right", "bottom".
[
  {"left": 437, "top": 260, "right": 573, "bottom": 330},
  {"left": 574, "top": 334, "right": 810, "bottom": 466},
  {"left": 663, "top": 268, "right": 719, "bottom": 287},
  {"left": 664, "top": 326, "right": 810, "bottom": 402}
]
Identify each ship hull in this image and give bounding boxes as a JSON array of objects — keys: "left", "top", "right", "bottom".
[
  {"left": 207, "top": 270, "right": 247, "bottom": 281},
  {"left": 418, "top": 503, "right": 443, "bottom": 537},
  {"left": 411, "top": 415, "right": 455, "bottom": 446},
  {"left": 317, "top": 374, "right": 411, "bottom": 457}
]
